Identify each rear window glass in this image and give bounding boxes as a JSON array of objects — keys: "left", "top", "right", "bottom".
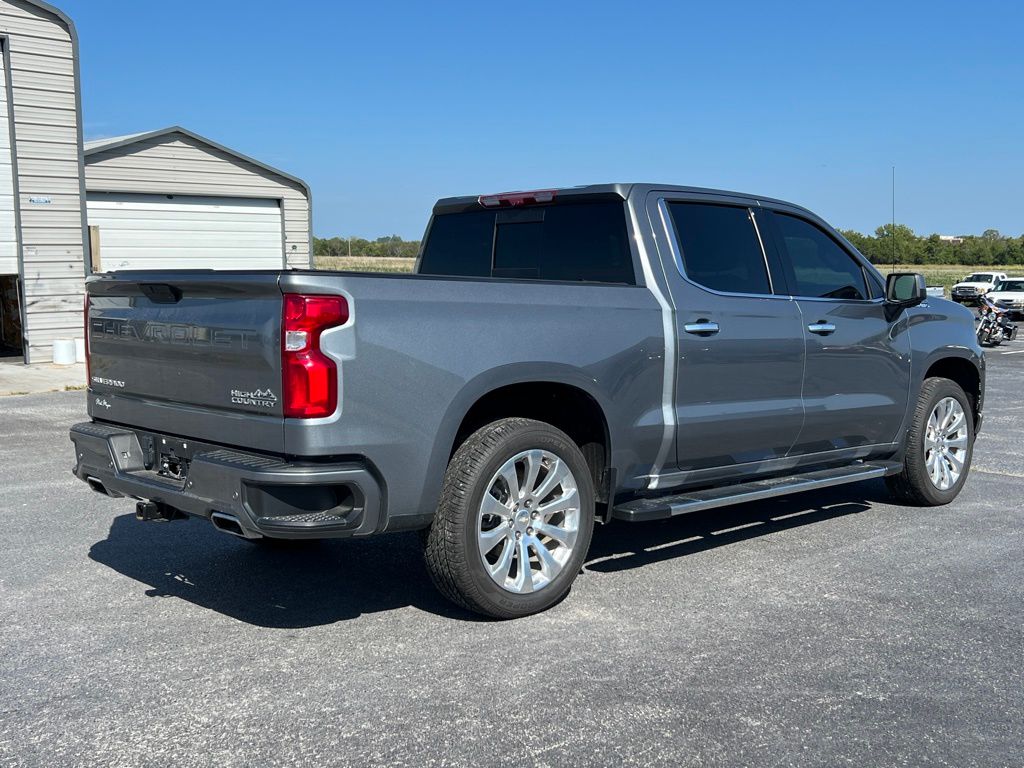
[
  {"left": 418, "top": 202, "right": 635, "bottom": 284},
  {"left": 666, "top": 202, "right": 771, "bottom": 295}
]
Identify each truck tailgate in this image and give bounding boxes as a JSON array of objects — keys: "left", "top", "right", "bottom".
[{"left": 85, "top": 271, "right": 286, "bottom": 451}]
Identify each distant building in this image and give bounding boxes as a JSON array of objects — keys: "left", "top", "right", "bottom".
[
  {"left": 938, "top": 235, "right": 964, "bottom": 245},
  {"left": 85, "top": 127, "right": 311, "bottom": 273}
]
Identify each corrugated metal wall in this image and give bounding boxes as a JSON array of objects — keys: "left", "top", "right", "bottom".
[
  {"left": 0, "top": 0, "right": 87, "bottom": 364},
  {"left": 85, "top": 132, "right": 311, "bottom": 269}
]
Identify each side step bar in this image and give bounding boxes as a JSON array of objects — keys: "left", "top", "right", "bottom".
[{"left": 612, "top": 461, "right": 901, "bottom": 523}]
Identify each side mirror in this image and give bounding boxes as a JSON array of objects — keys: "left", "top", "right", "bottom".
[{"left": 885, "top": 272, "right": 926, "bottom": 308}]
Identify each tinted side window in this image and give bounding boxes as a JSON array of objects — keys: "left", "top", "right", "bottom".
[
  {"left": 775, "top": 214, "right": 868, "bottom": 300},
  {"left": 418, "top": 210, "right": 494, "bottom": 277},
  {"left": 667, "top": 203, "right": 771, "bottom": 295},
  {"left": 419, "top": 202, "right": 635, "bottom": 284},
  {"left": 539, "top": 203, "right": 634, "bottom": 283}
]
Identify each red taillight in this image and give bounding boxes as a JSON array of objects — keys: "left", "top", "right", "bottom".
[
  {"left": 83, "top": 292, "right": 90, "bottom": 385},
  {"left": 478, "top": 189, "right": 557, "bottom": 208},
  {"left": 281, "top": 294, "right": 349, "bottom": 418}
]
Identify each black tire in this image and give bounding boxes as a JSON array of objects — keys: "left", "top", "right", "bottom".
[
  {"left": 886, "top": 377, "right": 975, "bottom": 506},
  {"left": 423, "top": 417, "right": 595, "bottom": 619}
]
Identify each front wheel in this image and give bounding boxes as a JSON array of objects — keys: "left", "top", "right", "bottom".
[
  {"left": 977, "top": 320, "right": 998, "bottom": 347},
  {"left": 423, "top": 417, "right": 595, "bottom": 619},
  {"left": 886, "top": 377, "right": 975, "bottom": 506}
]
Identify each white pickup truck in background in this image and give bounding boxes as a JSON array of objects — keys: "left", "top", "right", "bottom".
[{"left": 951, "top": 271, "right": 1007, "bottom": 304}]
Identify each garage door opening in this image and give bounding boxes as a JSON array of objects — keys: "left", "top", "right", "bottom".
[
  {"left": 86, "top": 192, "right": 285, "bottom": 271},
  {"left": 0, "top": 275, "right": 23, "bottom": 361}
]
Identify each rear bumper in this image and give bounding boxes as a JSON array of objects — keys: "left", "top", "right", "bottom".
[{"left": 69, "top": 421, "right": 385, "bottom": 539}]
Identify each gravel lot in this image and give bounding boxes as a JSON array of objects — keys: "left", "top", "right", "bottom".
[{"left": 1, "top": 352, "right": 1021, "bottom": 767}]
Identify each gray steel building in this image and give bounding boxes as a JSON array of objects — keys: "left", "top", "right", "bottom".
[
  {"left": 0, "top": 3, "right": 312, "bottom": 363},
  {"left": 84, "top": 127, "right": 311, "bottom": 274},
  {"left": 0, "top": 0, "right": 87, "bottom": 364}
]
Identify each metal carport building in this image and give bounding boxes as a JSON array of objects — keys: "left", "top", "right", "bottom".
[
  {"left": 0, "top": 0, "right": 88, "bottom": 364},
  {"left": 84, "top": 126, "right": 311, "bottom": 273}
]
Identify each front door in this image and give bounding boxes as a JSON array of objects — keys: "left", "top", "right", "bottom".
[
  {"left": 762, "top": 209, "right": 912, "bottom": 453},
  {"left": 660, "top": 199, "right": 806, "bottom": 470}
]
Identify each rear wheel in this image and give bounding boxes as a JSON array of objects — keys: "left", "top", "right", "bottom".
[
  {"left": 424, "top": 417, "right": 595, "bottom": 619},
  {"left": 886, "top": 377, "right": 974, "bottom": 506}
]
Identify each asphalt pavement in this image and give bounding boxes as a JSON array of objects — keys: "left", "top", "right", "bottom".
[{"left": 1, "top": 352, "right": 1021, "bottom": 767}]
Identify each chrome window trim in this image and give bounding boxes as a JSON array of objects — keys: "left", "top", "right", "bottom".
[
  {"left": 748, "top": 208, "right": 775, "bottom": 295},
  {"left": 657, "top": 198, "right": 790, "bottom": 301}
]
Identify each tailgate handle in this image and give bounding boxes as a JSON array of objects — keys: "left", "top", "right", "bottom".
[{"left": 140, "top": 283, "right": 182, "bottom": 303}]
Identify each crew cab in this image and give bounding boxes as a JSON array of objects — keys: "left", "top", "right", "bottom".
[
  {"left": 985, "top": 276, "right": 1024, "bottom": 320},
  {"left": 952, "top": 271, "right": 1007, "bottom": 304},
  {"left": 71, "top": 184, "right": 985, "bottom": 618}
]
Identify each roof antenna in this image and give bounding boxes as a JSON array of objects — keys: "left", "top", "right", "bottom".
[{"left": 891, "top": 166, "right": 896, "bottom": 273}]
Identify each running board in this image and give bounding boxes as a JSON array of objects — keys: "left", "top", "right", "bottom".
[{"left": 612, "top": 461, "right": 901, "bottom": 523}]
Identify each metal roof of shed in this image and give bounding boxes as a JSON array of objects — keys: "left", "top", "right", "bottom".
[{"left": 83, "top": 126, "right": 310, "bottom": 198}]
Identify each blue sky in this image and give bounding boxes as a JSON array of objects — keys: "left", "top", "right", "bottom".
[{"left": 61, "top": 0, "right": 1023, "bottom": 240}]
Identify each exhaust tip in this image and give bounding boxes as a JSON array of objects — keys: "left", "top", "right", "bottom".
[{"left": 210, "top": 511, "right": 259, "bottom": 539}]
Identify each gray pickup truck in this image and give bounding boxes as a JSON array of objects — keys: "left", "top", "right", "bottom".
[{"left": 71, "top": 183, "right": 985, "bottom": 618}]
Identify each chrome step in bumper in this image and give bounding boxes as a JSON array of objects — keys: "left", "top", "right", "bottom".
[{"left": 612, "top": 461, "right": 901, "bottom": 522}]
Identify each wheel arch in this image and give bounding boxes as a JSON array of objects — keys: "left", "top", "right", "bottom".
[
  {"left": 923, "top": 354, "right": 984, "bottom": 429},
  {"left": 422, "top": 364, "right": 616, "bottom": 521}
]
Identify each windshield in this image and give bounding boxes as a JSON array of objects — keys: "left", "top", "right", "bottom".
[
  {"left": 994, "top": 279, "right": 1024, "bottom": 292},
  {"left": 964, "top": 273, "right": 993, "bottom": 282}
]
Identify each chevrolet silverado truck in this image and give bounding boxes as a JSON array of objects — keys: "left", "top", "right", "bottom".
[{"left": 71, "top": 183, "right": 985, "bottom": 619}]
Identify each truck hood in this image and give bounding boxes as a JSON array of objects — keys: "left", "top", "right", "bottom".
[{"left": 987, "top": 291, "right": 1024, "bottom": 304}]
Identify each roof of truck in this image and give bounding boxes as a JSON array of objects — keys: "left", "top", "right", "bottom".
[{"left": 433, "top": 183, "right": 816, "bottom": 216}]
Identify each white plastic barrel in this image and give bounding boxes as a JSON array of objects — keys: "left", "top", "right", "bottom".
[
  {"left": 74, "top": 337, "right": 86, "bottom": 363},
  {"left": 52, "top": 339, "right": 76, "bottom": 365}
]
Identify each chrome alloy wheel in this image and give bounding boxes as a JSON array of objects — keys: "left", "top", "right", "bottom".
[
  {"left": 924, "top": 396, "right": 969, "bottom": 491},
  {"left": 477, "top": 449, "right": 580, "bottom": 594}
]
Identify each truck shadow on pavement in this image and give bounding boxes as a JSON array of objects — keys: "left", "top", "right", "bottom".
[
  {"left": 89, "top": 518, "right": 472, "bottom": 627},
  {"left": 88, "top": 480, "right": 889, "bottom": 628},
  {"left": 586, "top": 480, "right": 888, "bottom": 573}
]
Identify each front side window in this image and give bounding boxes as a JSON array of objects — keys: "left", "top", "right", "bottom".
[
  {"left": 774, "top": 213, "right": 868, "bottom": 300},
  {"left": 666, "top": 202, "right": 771, "bottom": 295}
]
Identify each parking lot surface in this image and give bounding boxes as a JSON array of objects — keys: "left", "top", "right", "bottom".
[{"left": 1, "top": 352, "right": 1022, "bottom": 767}]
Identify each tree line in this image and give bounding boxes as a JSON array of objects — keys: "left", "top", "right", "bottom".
[
  {"left": 316, "top": 225, "right": 1024, "bottom": 266},
  {"left": 313, "top": 235, "right": 419, "bottom": 260},
  {"left": 839, "top": 225, "right": 1024, "bottom": 266}
]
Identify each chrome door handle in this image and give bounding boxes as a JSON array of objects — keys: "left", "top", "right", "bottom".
[
  {"left": 807, "top": 322, "right": 836, "bottom": 335},
  {"left": 683, "top": 320, "right": 720, "bottom": 335}
]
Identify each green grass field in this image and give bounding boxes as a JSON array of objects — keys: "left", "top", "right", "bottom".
[{"left": 312, "top": 257, "right": 1019, "bottom": 298}]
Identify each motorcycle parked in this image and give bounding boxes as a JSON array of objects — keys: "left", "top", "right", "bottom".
[{"left": 976, "top": 295, "right": 1018, "bottom": 346}]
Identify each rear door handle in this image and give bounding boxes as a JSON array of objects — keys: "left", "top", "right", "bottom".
[
  {"left": 683, "top": 320, "right": 720, "bottom": 336},
  {"left": 807, "top": 321, "right": 836, "bottom": 335}
]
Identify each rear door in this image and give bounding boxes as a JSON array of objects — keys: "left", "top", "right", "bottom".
[
  {"left": 657, "top": 197, "right": 806, "bottom": 470},
  {"left": 86, "top": 271, "right": 286, "bottom": 451},
  {"left": 760, "top": 208, "right": 911, "bottom": 453}
]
